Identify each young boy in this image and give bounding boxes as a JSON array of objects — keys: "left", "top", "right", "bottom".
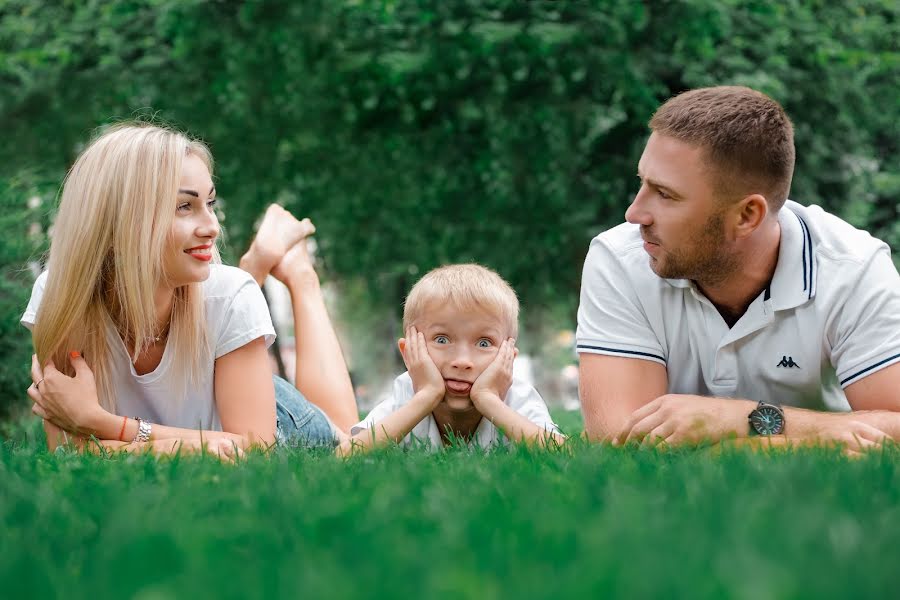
[{"left": 344, "top": 264, "right": 565, "bottom": 452}]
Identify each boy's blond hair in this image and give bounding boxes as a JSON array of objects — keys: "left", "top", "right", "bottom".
[{"left": 403, "top": 264, "right": 519, "bottom": 338}]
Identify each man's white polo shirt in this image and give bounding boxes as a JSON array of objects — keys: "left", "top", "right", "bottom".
[{"left": 576, "top": 201, "right": 900, "bottom": 411}]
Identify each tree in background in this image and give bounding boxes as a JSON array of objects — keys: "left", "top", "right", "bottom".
[{"left": 2, "top": 0, "right": 897, "bottom": 414}]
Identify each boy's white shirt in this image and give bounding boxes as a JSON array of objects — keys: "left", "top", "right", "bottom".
[{"left": 352, "top": 371, "right": 561, "bottom": 449}]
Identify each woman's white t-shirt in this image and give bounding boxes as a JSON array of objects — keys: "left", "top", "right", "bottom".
[{"left": 21, "top": 265, "right": 276, "bottom": 431}]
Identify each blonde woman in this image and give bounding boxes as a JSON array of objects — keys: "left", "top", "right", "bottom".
[{"left": 22, "top": 123, "right": 358, "bottom": 456}]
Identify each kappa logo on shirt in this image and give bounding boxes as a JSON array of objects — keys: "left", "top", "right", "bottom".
[{"left": 777, "top": 356, "right": 800, "bottom": 369}]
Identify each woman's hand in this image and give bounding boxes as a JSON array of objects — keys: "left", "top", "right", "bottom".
[{"left": 29, "top": 352, "right": 109, "bottom": 436}]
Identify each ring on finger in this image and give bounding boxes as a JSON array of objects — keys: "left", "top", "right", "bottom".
[{"left": 35, "top": 378, "right": 45, "bottom": 390}]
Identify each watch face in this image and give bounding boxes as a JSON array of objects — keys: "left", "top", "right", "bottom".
[{"left": 750, "top": 405, "right": 785, "bottom": 435}]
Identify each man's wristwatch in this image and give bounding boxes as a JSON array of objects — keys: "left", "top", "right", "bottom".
[{"left": 748, "top": 402, "right": 785, "bottom": 436}]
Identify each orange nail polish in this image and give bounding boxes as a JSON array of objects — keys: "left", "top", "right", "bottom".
[{"left": 70, "top": 351, "right": 80, "bottom": 359}]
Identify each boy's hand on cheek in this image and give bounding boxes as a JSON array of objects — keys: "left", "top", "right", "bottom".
[
  {"left": 470, "top": 338, "right": 516, "bottom": 410},
  {"left": 399, "top": 327, "right": 445, "bottom": 407}
]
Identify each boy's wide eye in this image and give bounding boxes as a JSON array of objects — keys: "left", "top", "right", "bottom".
[
  {"left": 477, "top": 339, "right": 492, "bottom": 348},
  {"left": 434, "top": 335, "right": 449, "bottom": 344}
]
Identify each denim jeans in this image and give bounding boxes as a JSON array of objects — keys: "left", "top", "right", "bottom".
[{"left": 274, "top": 375, "right": 336, "bottom": 447}]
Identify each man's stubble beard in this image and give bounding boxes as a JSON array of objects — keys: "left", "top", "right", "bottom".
[{"left": 648, "top": 208, "right": 740, "bottom": 287}]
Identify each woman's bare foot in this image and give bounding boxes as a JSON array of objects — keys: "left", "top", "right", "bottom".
[
  {"left": 240, "top": 205, "right": 316, "bottom": 285},
  {"left": 271, "top": 235, "right": 319, "bottom": 289}
]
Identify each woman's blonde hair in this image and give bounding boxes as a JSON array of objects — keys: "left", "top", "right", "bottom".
[
  {"left": 402, "top": 264, "right": 519, "bottom": 338},
  {"left": 33, "top": 122, "right": 218, "bottom": 412}
]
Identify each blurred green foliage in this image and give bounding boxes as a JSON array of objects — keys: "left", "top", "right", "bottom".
[
  {"left": 0, "top": 174, "right": 53, "bottom": 419},
  {"left": 1, "top": 0, "right": 897, "bottom": 414}
]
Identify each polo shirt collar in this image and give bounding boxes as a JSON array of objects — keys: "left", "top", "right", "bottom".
[
  {"left": 662, "top": 201, "right": 817, "bottom": 310},
  {"left": 768, "top": 203, "right": 817, "bottom": 310}
]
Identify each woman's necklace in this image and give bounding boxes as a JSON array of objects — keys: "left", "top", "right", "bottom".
[{"left": 153, "top": 318, "right": 172, "bottom": 344}]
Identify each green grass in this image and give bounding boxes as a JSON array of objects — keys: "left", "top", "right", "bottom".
[{"left": 2, "top": 411, "right": 898, "bottom": 599}]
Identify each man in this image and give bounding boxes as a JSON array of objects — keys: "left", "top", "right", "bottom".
[{"left": 576, "top": 86, "right": 900, "bottom": 451}]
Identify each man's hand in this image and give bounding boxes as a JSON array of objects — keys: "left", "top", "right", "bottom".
[
  {"left": 617, "top": 394, "right": 755, "bottom": 446},
  {"left": 28, "top": 353, "right": 109, "bottom": 436},
  {"left": 802, "top": 414, "right": 891, "bottom": 456},
  {"left": 470, "top": 338, "right": 516, "bottom": 411},
  {"left": 398, "top": 327, "right": 445, "bottom": 406}
]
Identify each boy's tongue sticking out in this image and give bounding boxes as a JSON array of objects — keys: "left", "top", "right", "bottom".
[{"left": 445, "top": 379, "right": 472, "bottom": 395}]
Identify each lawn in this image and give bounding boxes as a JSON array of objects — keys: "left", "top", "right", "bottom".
[{"left": 1, "top": 411, "right": 898, "bottom": 599}]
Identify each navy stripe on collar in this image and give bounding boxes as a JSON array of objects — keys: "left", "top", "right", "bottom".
[
  {"left": 576, "top": 344, "right": 666, "bottom": 363},
  {"left": 794, "top": 212, "right": 815, "bottom": 299}
]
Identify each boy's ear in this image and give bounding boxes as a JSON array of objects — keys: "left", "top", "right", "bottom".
[{"left": 513, "top": 347, "right": 519, "bottom": 359}]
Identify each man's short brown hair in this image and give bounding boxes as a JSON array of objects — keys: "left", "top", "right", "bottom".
[{"left": 649, "top": 86, "right": 795, "bottom": 211}]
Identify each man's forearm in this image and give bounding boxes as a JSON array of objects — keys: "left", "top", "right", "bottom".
[
  {"left": 785, "top": 407, "right": 900, "bottom": 440},
  {"left": 609, "top": 390, "right": 900, "bottom": 448}
]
